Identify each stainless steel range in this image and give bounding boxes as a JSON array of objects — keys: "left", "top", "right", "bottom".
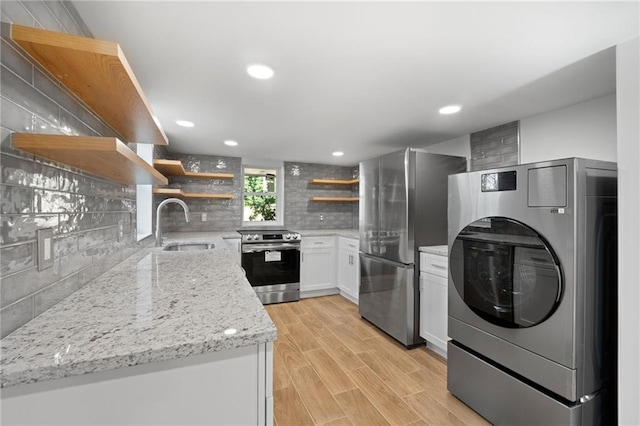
[{"left": 238, "top": 228, "right": 301, "bottom": 304}]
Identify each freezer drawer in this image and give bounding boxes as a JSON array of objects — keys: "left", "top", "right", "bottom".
[{"left": 358, "top": 254, "right": 420, "bottom": 346}]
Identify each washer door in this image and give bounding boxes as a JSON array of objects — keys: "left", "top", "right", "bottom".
[{"left": 450, "top": 217, "right": 562, "bottom": 328}]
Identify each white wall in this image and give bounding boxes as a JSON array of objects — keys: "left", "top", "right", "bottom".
[
  {"left": 136, "top": 144, "right": 154, "bottom": 241},
  {"left": 423, "top": 134, "right": 471, "bottom": 170},
  {"left": 520, "top": 93, "right": 617, "bottom": 163},
  {"left": 616, "top": 36, "right": 639, "bottom": 426},
  {"left": 424, "top": 93, "right": 617, "bottom": 166}
]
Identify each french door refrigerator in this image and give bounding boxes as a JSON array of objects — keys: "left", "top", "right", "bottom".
[{"left": 359, "top": 148, "right": 466, "bottom": 347}]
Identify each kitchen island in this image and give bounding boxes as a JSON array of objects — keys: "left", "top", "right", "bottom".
[{"left": 0, "top": 232, "right": 276, "bottom": 425}]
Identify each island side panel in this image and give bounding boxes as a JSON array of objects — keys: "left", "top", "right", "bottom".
[{"left": 1, "top": 343, "right": 273, "bottom": 425}]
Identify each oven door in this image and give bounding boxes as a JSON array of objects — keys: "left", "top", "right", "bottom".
[
  {"left": 241, "top": 243, "right": 300, "bottom": 288},
  {"left": 450, "top": 217, "right": 563, "bottom": 329}
]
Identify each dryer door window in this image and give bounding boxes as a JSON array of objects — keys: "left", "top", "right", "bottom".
[{"left": 450, "top": 217, "right": 562, "bottom": 328}]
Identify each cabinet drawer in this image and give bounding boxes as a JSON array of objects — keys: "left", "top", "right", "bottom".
[
  {"left": 420, "top": 252, "right": 448, "bottom": 277},
  {"left": 301, "top": 236, "right": 335, "bottom": 249},
  {"left": 339, "top": 237, "right": 359, "bottom": 251}
]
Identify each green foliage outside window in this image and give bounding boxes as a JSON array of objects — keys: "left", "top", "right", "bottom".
[{"left": 244, "top": 175, "right": 276, "bottom": 221}]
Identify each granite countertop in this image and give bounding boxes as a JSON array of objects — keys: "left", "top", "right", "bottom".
[
  {"left": 419, "top": 245, "right": 448, "bottom": 256},
  {"left": 0, "top": 232, "right": 276, "bottom": 389},
  {"left": 295, "top": 229, "right": 359, "bottom": 239}
]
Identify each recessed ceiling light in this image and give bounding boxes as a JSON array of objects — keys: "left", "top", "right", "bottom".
[
  {"left": 247, "top": 64, "right": 274, "bottom": 80},
  {"left": 439, "top": 105, "right": 462, "bottom": 115},
  {"left": 332, "top": 151, "right": 344, "bottom": 157},
  {"left": 176, "top": 120, "right": 195, "bottom": 128},
  {"left": 224, "top": 140, "right": 238, "bottom": 147}
]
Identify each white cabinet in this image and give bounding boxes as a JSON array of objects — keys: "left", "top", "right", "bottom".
[
  {"left": 337, "top": 237, "right": 359, "bottom": 303},
  {"left": 224, "top": 237, "right": 241, "bottom": 265},
  {"left": 419, "top": 251, "right": 449, "bottom": 358},
  {"left": 300, "top": 236, "right": 336, "bottom": 296}
]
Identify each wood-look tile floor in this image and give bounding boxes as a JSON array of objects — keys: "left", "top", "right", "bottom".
[{"left": 265, "top": 295, "right": 490, "bottom": 426}]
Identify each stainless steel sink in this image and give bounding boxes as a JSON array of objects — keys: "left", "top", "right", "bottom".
[{"left": 163, "top": 242, "right": 215, "bottom": 251}]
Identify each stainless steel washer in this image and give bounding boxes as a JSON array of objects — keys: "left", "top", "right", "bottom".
[{"left": 447, "top": 158, "right": 617, "bottom": 425}]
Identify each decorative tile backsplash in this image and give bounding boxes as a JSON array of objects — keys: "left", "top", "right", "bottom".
[
  {"left": 153, "top": 153, "right": 243, "bottom": 233},
  {"left": 0, "top": 1, "right": 140, "bottom": 338},
  {"left": 284, "top": 161, "right": 358, "bottom": 230}
]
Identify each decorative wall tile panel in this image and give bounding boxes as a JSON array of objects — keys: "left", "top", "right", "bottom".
[
  {"left": 33, "top": 272, "right": 80, "bottom": 317},
  {"left": 1, "top": 242, "right": 35, "bottom": 275},
  {"left": 0, "top": 1, "right": 36, "bottom": 27},
  {"left": 0, "top": 2, "right": 141, "bottom": 337},
  {"left": 20, "top": 0, "right": 61, "bottom": 31},
  {"left": 0, "top": 297, "right": 32, "bottom": 340},
  {"left": 1, "top": 185, "right": 33, "bottom": 213},
  {"left": 0, "top": 260, "right": 61, "bottom": 309},
  {"left": 1, "top": 214, "right": 59, "bottom": 245},
  {"left": 0, "top": 38, "right": 32, "bottom": 83},
  {"left": 1, "top": 67, "right": 60, "bottom": 125}
]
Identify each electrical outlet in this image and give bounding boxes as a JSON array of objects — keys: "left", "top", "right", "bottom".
[
  {"left": 37, "top": 228, "right": 54, "bottom": 271},
  {"left": 117, "top": 220, "right": 124, "bottom": 242},
  {"left": 201, "top": 212, "right": 207, "bottom": 222},
  {"left": 320, "top": 214, "right": 324, "bottom": 221}
]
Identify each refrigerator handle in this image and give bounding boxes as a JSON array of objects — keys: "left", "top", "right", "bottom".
[{"left": 360, "top": 252, "right": 414, "bottom": 269}]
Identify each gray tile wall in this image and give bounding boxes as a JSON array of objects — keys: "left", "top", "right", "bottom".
[
  {"left": 154, "top": 153, "right": 243, "bottom": 232},
  {"left": 284, "top": 162, "right": 359, "bottom": 230},
  {"left": 0, "top": 1, "right": 141, "bottom": 338}
]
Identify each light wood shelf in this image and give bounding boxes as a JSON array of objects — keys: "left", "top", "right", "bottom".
[
  {"left": 310, "top": 178, "right": 359, "bottom": 185},
  {"left": 13, "top": 134, "right": 168, "bottom": 186},
  {"left": 153, "top": 188, "right": 233, "bottom": 199},
  {"left": 10, "top": 24, "right": 168, "bottom": 146},
  {"left": 153, "top": 160, "right": 234, "bottom": 179},
  {"left": 310, "top": 197, "right": 359, "bottom": 202}
]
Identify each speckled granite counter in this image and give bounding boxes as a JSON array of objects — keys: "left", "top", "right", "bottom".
[
  {"left": 419, "top": 245, "right": 448, "bottom": 256},
  {"left": 295, "top": 229, "right": 359, "bottom": 239},
  {"left": 0, "top": 232, "right": 276, "bottom": 389}
]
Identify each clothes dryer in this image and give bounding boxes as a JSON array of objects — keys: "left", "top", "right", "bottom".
[{"left": 447, "top": 158, "right": 617, "bottom": 425}]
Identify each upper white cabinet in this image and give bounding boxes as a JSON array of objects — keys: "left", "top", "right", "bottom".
[
  {"left": 419, "top": 251, "right": 449, "bottom": 358},
  {"left": 337, "top": 237, "right": 359, "bottom": 303},
  {"left": 300, "top": 236, "right": 336, "bottom": 295}
]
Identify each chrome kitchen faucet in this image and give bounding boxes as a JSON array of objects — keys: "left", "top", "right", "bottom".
[{"left": 155, "top": 198, "right": 190, "bottom": 246}]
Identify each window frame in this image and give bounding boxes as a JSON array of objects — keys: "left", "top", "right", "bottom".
[{"left": 241, "top": 163, "right": 284, "bottom": 227}]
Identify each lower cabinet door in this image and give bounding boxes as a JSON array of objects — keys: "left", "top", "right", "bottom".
[
  {"left": 300, "top": 248, "right": 335, "bottom": 292},
  {"left": 420, "top": 272, "right": 448, "bottom": 356}
]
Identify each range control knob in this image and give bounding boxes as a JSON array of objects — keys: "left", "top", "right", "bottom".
[
  {"left": 285, "top": 234, "right": 291, "bottom": 240},
  {"left": 293, "top": 233, "right": 300, "bottom": 240},
  {"left": 253, "top": 234, "right": 259, "bottom": 241}
]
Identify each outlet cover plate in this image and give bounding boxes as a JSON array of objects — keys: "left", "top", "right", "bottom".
[{"left": 37, "top": 228, "right": 54, "bottom": 271}]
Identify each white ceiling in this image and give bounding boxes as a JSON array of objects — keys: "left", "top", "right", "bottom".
[{"left": 72, "top": 1, "right": 639, "bottom": 166}]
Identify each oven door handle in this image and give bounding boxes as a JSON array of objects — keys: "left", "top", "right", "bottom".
[{"left": 242, "top": 244, "right": 301, "bottom": 253}]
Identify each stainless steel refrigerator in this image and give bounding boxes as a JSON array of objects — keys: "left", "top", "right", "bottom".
[{"left": 359, "top": 148, "right": 466, "bottom": 346}]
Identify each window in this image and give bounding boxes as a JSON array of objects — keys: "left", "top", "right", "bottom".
[{"left": 242, "top": 166, "right": 283, "bottom": 225}]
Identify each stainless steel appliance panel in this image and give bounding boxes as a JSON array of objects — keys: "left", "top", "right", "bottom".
[
  {"left": 413, "top": 154, "right": 466, "bottom": 255},
  {"left": 254, "top": 283, "right": 300, "bottom": 304},
  {"left": 359, "top": 157, "right": 380, "bottom": 256},
  {"left": 379, "top": 149, "right": 411, "bottom": 264},
  {"left": 448, "top": 161, "right": 577, "bottom": 368},
  {"left": 447, "top": 342, "right": 588, "bottom": 426},
  {"left": 359, "top": 253, "right": 416, "bottom": 346},
  {"left": 447, "top": 158, "right": 617, "bottom": 424}
]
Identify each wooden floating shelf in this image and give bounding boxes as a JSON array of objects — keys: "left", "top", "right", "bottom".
[
  {"left": 11, "top": 24, "right": 168, "bottom": 146},
  {"left": 153, "top": 188, "right": 233, "bottom": 199},
  {"left": 13, "top": 134, "right": 168, "bottom": 186},
  {"left": 310, "top": 178, "right": 359, "bottom": 185},
  {"left": 311, "top": 197, "right": 359, "bottom": 202},
  {"left": 153, "top": 160, "right": 234, "bottom": 179}
]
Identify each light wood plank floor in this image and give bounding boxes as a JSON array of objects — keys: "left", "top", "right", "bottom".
[{"left": 265, "top": 295, "right": 490, "bottom": 426}]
